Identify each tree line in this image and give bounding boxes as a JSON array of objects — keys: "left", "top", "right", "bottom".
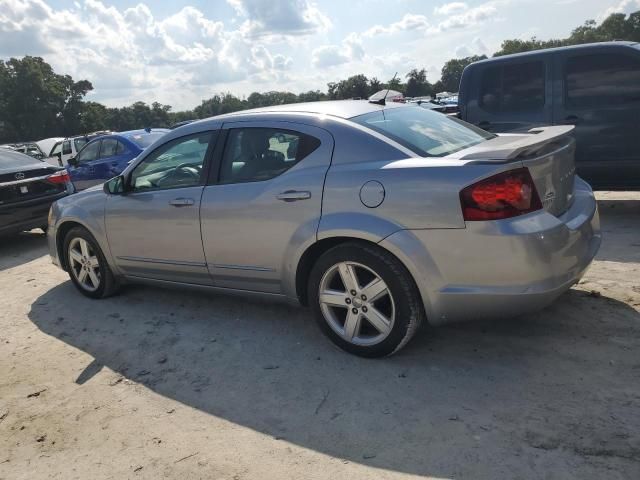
[{"left": 0, "top": 11, "right": 638, "bottom": 143}]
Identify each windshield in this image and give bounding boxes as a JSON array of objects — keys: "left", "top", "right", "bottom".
[
  {"left": 125, "top": 132, "right": 167, "bottom": 149},
  {"left": 74, "top": 137, "right": 88, "bottom": 151},
  {"left": 352, "top": 106, "right": 494, "bottom": 157}
]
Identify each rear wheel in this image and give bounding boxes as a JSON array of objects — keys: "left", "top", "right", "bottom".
[
  {"left": 308, "top": 243, "right": 424, "bottom": 357},
  {"left": 63, "top": 226, "right": 119, "bottom": 299}
]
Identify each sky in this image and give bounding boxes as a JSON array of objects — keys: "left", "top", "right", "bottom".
[{"left": 1, "top": 0, "right": 637, "bottom": 110}]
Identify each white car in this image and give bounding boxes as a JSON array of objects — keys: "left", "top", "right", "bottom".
[
  {"left": 36, "top": 137, "right": 64, "bottom": 158},
  {"left": 46, "top": 136, "right": 90, "bottom": 166}
]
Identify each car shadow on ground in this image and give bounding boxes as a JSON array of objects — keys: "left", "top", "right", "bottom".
[
  {"left": 596, "top": 199, "right": 640, "bottom": 263},
  {"left": 0, "top": 230, "right": 48, "bottom": 272},
  {"left": 28, "top": 281, "right": 640, "bottom": 478}
]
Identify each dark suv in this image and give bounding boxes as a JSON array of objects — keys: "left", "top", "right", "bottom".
[{"left": 459, "top": 41, "right": 640, "bottom": 190}]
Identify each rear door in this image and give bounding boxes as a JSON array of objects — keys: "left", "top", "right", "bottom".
[
  {"left": 552, "top": 46, "right": 640, "bottom": 189},
  {"left": 464, "top": 56, "right": 552, "bottom": 133},
  {"left": 200, "top": 121, "right": 332, "bottom": 294}
]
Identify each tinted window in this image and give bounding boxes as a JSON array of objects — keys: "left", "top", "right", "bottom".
[
  {"left": 480, "top": 61, "right": 545, "bottom": 112},
  {"left": 565, "top": 53, "right": 640, "bottom": 108},
  {"left": 219, "top": 128, "right": 321, "bottom": 184},
  {"left": 126, "top": 132, "right": 167, "bottom": 149},
  {"left": 62, "top": 140, "right": 72, "bottom": 155},
  {"left": 100, "top": 138, "right": 118, "bottom": 158},
  {"left": 352, "top": 107, "right": 494, "bottom": 157},
  {"left": 115, "top": 141, "right": 127, "bottom": 155},
  {"left": 77, "top": 141, "right": 101, "bottom": 164},
  {"left": 130, "top": 132, "right": 213, "bottom": 191}
]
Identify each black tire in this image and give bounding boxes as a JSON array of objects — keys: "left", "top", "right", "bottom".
[
  {"left": 308, "top": 242, "right": 425, "bottom": 357},
  {"left": 63, "top": 226, "right": 119, "bottom": 299}
]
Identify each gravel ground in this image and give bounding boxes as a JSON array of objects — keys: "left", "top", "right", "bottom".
[{"left": 0, "top": 192, "right": 639, "bottom": 480}]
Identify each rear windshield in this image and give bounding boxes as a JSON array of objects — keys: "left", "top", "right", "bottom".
[
  {"left": 352, "top": 106, "right": 494, "bottom": 157},
  {"left": 125, "top": 132, "right": 167, "bottom": 149},
  {"left": 0, "top": 149, "right": 42, "bottom": 168}
]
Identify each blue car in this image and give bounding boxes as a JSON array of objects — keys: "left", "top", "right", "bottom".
[{"left": 67, "top": 129, "right": 169, "bottom": 191}]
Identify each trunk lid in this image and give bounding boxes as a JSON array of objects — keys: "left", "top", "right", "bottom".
[
  {"left": 453, "top": 126, "right": 576, "bottom": 216},
  {"left": 0, "top": 166, "right": 66, "bottom": 206}
]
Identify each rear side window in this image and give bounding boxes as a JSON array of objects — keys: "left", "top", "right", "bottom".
[
  {"left": 480, "top": 61, "right": 545, "bottom": 112},
  {"left": 352, "top": 107, "right": 494, "bottom": 157},
  {"left": 62, "top": 140, "right": 72, "bottom": 155},
  {"left": 565, "top": 53, "right": 640, "bottom": 108},
  {"left": 219, "top": 128, "right": 321, "bottom": 184},
  {"left": 100, "top": 138, "right": 118, "bottom": 158}
]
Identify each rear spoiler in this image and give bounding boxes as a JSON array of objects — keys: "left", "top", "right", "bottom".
[{"left": 456, "top": 126, "right": 574, "bottom": 161}]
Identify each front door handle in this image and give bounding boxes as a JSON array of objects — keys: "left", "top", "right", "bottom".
[
  {"left": 478, "top": 121, "right": 491, "bottom": 130},
  {"left": 169, "top": 197, "right": 195, "bottom": 207},
  {"left": 276, "top": 190, "right": 311, "bottom": 202},
  {"left": 564, "top": 115, "right": 581, "bottom": 125}
]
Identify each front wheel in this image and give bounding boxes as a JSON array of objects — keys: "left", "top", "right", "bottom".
[
  {"left": 308, "top": 243, "right": 425, "bottom": 357},
  {"left": 63, "top": 226, "right": 119, "bottom": 299}
]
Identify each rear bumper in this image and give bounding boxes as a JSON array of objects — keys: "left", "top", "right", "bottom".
[
  {"left": 380, "top": 177, "right": 601, "bottom": 325},
  {"left": 0, "top": 192, "right": 67, "bottom": 235}
]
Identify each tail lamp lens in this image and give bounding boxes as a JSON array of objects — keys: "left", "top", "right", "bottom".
[
  {"left": 460, "top": 167, "right": 542, "bottom": 221},
  {"left": 46, "top": 170, "right": 70, "bottom": 184}
]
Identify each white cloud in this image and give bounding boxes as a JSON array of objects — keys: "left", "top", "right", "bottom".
[
  {"left": 431, "top": 0, "right": 507, "bottom": 32},
  {"left": 599, "top": 0, "right": 640, "bottom": 20},
  {"left": 312, "top": 33, "right": 364, "bottom": 68},
  {"left": 227, "top": 0, "right": 331, "bottom": 38},
  {"left": 0, "top": 0, "right": 298, "bottom": 108},
  {"left": 364, "top": 14, "right": 430, "bottom": 36},
  {"left": 434, "top": 3, "right": 468, "bottom": 16}
]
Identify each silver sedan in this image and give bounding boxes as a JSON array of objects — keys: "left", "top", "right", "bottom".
[{"left": 47, "top": 101, "right": 601, "bottom": 357}]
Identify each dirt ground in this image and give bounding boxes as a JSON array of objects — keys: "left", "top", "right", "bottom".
[{"left": 1, "top": 192, "right": 639, "bottom": 480}]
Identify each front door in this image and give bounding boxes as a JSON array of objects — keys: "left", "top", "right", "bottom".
[
  {"left": 68, "top": 139, "right": 102, "bottom": 191},
  {"left": 552, "top": 47, "right": 640, "bottom": 189},
  {"left": 200, "top": 122, "right": 333, "bottom": 294},
  {"left": 105, "top": 131, "right": 217, "bottom": 285}
]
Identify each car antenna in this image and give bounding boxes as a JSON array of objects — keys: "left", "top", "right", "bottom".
[{"left": 369, "top": 72, "right": 397, "bottom": 106}]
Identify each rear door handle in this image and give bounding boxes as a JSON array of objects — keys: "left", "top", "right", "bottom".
[
  {"left": 169, "top": 197, "right": 195, "bottom": 207},
  {"left": 276, "top": 190, "right": 312, "bottom": 202}
]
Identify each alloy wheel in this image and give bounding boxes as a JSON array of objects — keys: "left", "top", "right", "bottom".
[
  {"left": 68, "top": 237, "right": 101, "bottom": 292},
  {"left": 318, "top": 261, "right": 395, "bottom": 346}
]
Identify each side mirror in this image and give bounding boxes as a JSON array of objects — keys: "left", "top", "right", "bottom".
[
  {"left": 68, "top": 156, "right": 78, "bottom": 167},
  {"left": 104, "top": 175, "right": 125, "bottom": 195}
]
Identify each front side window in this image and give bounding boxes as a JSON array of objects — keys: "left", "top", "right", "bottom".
[
  {"left": 74, "top": 137, "right": 88, "bottom": 152},
  {"left": 50, "top": 142, "right": 62, "bottom": 156},
  {"left": 130, "top": 132, "right": 213, "bottom": 191},
  {"left": 115, "top": 141, "right": 127, "bottom": 155},
  {"left": 77, "top": 141, "right": 101, "bottom": 164},
  {"left": 100, "top": 138, "right": 118, "bottom": 158},
  {"left": 480, "top": 61, "right": 545, "bottom": 112},
  {"left": 62, "top": 140, "right": 72, "bottom": 155},
  {"left": 565, "top": 53, "right": 640, "bottom": 108},
  {"left": 352, "top": 106, "right": 494, "bottom": 157},
  {"left": 219, "top": 128, "right": 321, "bottom": 184}
]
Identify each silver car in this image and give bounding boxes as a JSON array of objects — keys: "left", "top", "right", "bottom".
[{"left": 47, "top": 101, "right": 601, "bottom": 357}]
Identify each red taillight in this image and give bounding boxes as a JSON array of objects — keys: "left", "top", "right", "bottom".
[
  {"left": 460, "top": 167, "right": 542, "bottom": 221},
  {"left": 46, "top": 170, "right": 70, "bottom": 185}
]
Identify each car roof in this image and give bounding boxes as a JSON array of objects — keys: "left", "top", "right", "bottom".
[
  {"left": 214, "top": 99, "right": 409, "bottom": 121},
  {"left": 470, "top": 41, "right": 638, "bottom": 65}
]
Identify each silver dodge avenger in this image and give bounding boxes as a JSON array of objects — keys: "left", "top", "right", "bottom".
[{"left": 48, "top": 100, "right": 601, "bottom": 357}]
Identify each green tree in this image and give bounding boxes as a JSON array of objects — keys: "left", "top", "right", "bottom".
[
  {"left": 440, "top": 55, "right": 487, "bottom": 92},
  {"left": 405, "top": 68, "right": 432, "bottom": 98}
]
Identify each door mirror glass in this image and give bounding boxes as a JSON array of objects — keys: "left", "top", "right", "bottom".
[{"left": 104, "top": 175, "right": 125, "bottom": 195}]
